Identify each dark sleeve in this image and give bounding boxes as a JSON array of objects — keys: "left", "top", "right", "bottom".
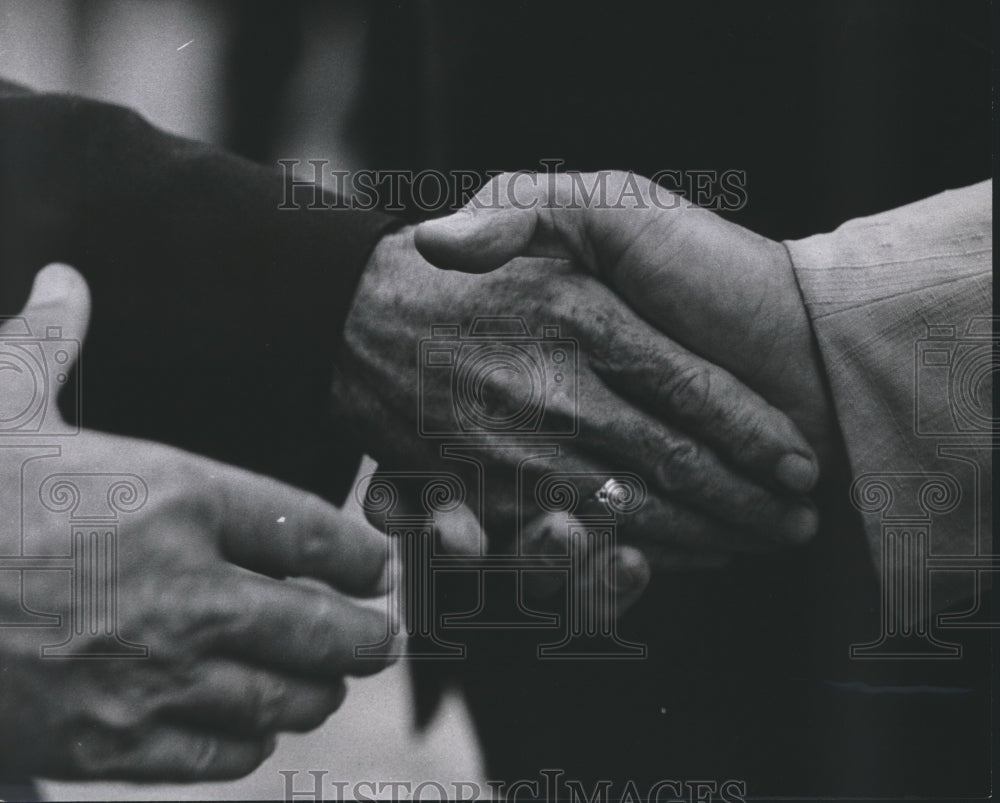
[{"left": 0, "top": 85, "right": 399, "bottom": 500}]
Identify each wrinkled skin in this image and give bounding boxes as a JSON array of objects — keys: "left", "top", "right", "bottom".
[
  {"left": 0, "top": 266, "right": 394, "bottom": 781},
  {"left": 337, "top": 227, "right": 821, "bottom": 579},
  {"left": 416, "top": 170, "right": 838, "bottom": 465}
]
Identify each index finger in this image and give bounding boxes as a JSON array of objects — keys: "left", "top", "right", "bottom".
[
  {"left": 214, "top": 566, "right": 397, "bottom": 678},
  {"left": 211, "top": 463, "right": 390, "bottom": 597},
  {"left": 584, "top": 318, "right": 819, "bottom": 494},
  {"left": 1, "top": 263, "right": 90, "bottom": 434}
]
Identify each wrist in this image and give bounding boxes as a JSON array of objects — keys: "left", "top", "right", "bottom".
[
  {"left": 332, "top": 225, "right": 418, "bottom": 425},
  {"left": 767, "top": 237, "right": 839, "bottom": 469},
  {"left": 343, "top": 224, "right": 417, "bottom": 348}
]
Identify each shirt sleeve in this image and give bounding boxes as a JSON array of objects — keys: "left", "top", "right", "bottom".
[
  {"left": 784, "top": 180, "right": 992, "bottom": 613},
  {"left": 0, "top": 86, "right": 401, "bottom": 501}
]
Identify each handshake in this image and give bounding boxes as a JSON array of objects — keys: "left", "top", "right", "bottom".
[
  {"left": 338, "top": 170, "right": 839, "bottom": 610},
  {"left": 2, "top": 80, "right": 987, "bottom": 787},
  {"left": 0, "top": 169, "right": 839, "bottom": 783}
]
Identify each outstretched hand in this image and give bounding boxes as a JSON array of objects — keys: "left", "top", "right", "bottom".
[{"left": 0, "top": 265, "right": 396, "bottom": 781}]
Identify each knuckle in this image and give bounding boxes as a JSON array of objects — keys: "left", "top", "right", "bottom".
[
  {"left": 188, "top": 733, "right": 221, "bottom": 777},
  {"left": 655, "top": 439, "right": 702, "bottom": 490},
  {"left": 661, "top": 362, "right": 713, "bottom": 419},
  {"left": 729, "top": 406, "right": 769, "bottom": 460},
  {"left": 584, "top": 324, "right": 641, "bottom": 380},
  {"left": 737, "top": 487, "right": 778, "bottom": 526},
  {"left": 161, "top": 570, "right": 230, "bottom": 645},
  {"left": 92, "top": 688, "right": 155, "bottom": 734},
  {"left": 159, "top": 592, "right": 243, "bottom": 664},
  {"left": 301, "top": 598, "right": 343, "bottom": 669},
  {"left": 251, "top": 675, "right": 289, "bottom": 732},
  {"left": 296, "top": 500, "right": 338, "bottom": 565},
  {"left": 148, "top": 465, "right": 223, "bottom": 533},
  {"left": 551, "top": 271, "right": 612, "bottom": 323}
]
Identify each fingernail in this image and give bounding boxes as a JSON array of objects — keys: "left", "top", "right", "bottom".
[
  {"left": 775, "top": 453, "right": 819, "bottom": 494},
  {"left": 780, "top": 504, "right": 819, "bottom": 542},
  {"left": 420, "top": 211, "right": 479, "bottom": 238}
]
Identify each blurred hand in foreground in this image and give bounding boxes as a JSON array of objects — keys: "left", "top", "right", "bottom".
[{"left": 0, "top": 265, "right": 395, "bottom": 781}]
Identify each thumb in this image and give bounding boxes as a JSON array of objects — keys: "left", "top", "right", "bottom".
[
  {"left": 415, "top": 171, "right": 681, "bottom": 279},
  {"left": 0, "top": 263, "right": 91, "bottom": 432},
  {"left": 415, "top": 202, "right": 543, "bottom": 273},
  {"left": 416, "top": 171, "right": 603, "bottom": 273},
  {"left": 415, "top": 170, "right": 684, "bottom": 283},
  {"left": 1, "top": 263, "right": 92, "bottom": 340}
]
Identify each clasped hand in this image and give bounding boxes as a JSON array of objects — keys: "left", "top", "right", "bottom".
[{"left": 340, "top": 171, "right": 834, "bottom": 609}]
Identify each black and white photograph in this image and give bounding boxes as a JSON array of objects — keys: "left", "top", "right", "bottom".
[{"left": 0, "top": 1, "right": 994, "bottom": 800}]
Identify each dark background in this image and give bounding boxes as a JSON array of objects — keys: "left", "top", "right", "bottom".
[
  {"left": 221, "top": 1, "right": 995, "bottom": 797},
  {"left": 1, "top": 1, "right": 992, "bottom": 798}
]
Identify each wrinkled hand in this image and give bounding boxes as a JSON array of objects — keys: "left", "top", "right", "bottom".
[
  {"left": 0, "top": 266, "right": 394, "bottom": 781},
  {"left": 337, "top": 225, "right": 821, "bottom": 592},
  {"left": 416, "top": 171, "right": 838, "bottom": 466}
]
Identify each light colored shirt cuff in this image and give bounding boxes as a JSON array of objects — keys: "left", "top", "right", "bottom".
[{"left": 785, "top": 180, "right": 992, "bottom": 614}]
